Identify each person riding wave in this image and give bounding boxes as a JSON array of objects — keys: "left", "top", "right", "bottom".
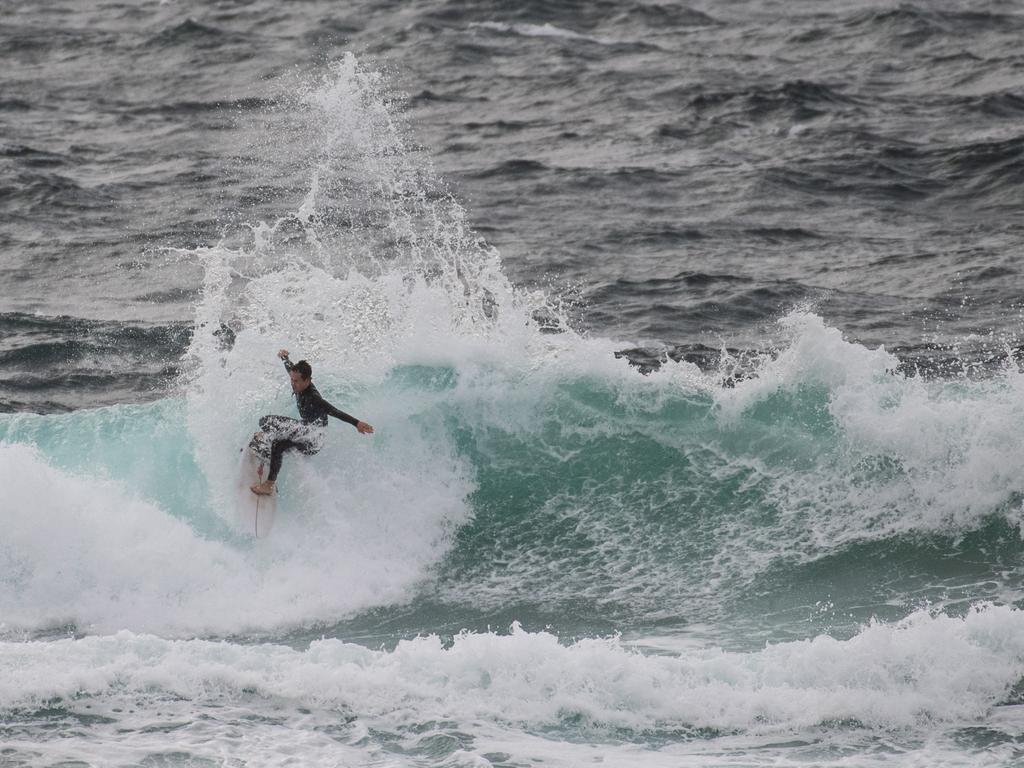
[{"left": 249, "top": 349, "right": 374, "bottom": 495}]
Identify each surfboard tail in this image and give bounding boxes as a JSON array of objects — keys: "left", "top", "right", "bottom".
[{"left": 237, "top": 445, "right": 276, "bottom": 538}]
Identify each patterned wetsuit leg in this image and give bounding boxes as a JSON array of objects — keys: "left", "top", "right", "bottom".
[{"left": 257, "top": 415, "right": 322, "bottom": 482}]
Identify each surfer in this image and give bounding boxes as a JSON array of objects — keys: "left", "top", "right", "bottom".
[{"left": 249, "top": 349, "right": 374, "bottom": 495}]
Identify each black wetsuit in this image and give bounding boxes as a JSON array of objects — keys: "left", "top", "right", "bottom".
[{"left": 254, "top": 358, "right": 360, "bottom": 482}]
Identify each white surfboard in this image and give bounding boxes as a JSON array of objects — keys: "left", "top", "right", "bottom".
[{"left": 237, "top": 446, "right": 276, "bottom": 538}]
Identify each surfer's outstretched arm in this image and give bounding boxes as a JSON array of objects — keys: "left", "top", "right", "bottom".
[
  {"left": 313, "top": 391, "right": 375, "bottom": 434},
  {"left": 278, "top": 348, "right": 292, "bottom": 373}
]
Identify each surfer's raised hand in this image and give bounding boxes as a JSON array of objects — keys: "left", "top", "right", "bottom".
[
  {"left": 277, "top": 349, "right": 289, "bottom": 360},
  {"left": 357, "top": 421, "right": 374, "bottom": 435}
]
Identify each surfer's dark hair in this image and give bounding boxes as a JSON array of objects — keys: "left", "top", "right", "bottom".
[{"left": 293, "top": 360, "right": 312, "bottom": 379}]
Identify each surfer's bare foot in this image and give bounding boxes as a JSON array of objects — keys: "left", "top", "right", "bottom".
[{"left": 251, "top": 481, "right": 275, "bottom": 495}]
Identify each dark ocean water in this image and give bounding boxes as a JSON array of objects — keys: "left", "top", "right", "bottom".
[
  {"left": 5, "top": 0, "right": 1024, "bottom": 408},
  {"left": 4, "top": 1, "right": 1024, "bottom": 766}
]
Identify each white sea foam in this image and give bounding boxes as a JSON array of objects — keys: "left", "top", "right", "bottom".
[
  {"left": 2, "top": 605, "right": 1024, "bottom": 766},
  {"left": 0, "top": 432, "right": 471, "bottom": 636}
]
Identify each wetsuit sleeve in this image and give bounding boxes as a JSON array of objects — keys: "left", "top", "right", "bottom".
[
  {"left": 311, "top": 391, "right": 360, "bottom": 427},
  {"left": 283, "top": 357, "right": 293, "bottom": 373}
]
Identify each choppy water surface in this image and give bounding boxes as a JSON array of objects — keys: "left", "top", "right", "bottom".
[{"left": 3, "top": 1, "right": 1024, "bottom": 766}]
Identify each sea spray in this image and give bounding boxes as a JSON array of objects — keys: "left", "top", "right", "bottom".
[{"left": 179, "top": 55, "right": 564, "bottom": 524}]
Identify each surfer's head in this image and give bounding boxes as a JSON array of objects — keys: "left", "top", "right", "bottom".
[{"left": 289, "top": 360, "right": 312, "bottom": 393}]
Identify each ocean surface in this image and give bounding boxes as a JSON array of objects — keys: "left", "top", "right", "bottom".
[{"left": 3, "top": 1, "right": 1024, "bottom": 765}]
